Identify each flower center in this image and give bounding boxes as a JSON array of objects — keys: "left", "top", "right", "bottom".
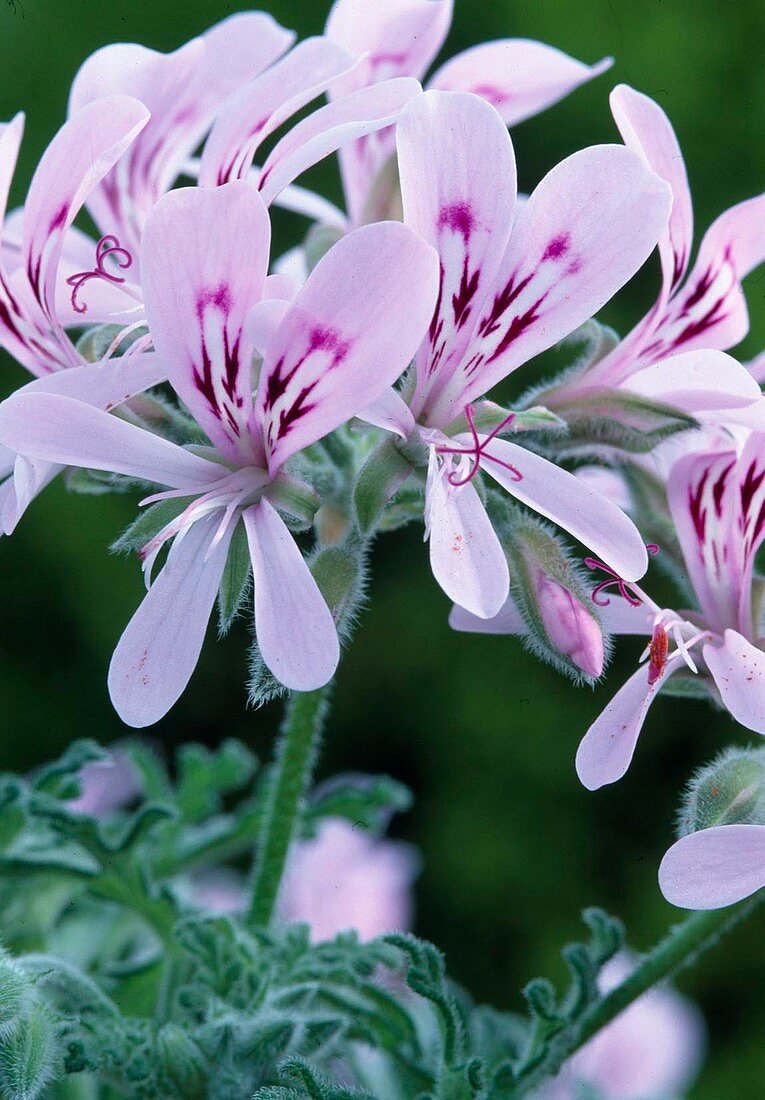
[
  {"left": 434, "top": 403, "right": 522, "bottom": 487},
  {"left": 137, "top": 465, "right": 268, "bottom": 583},
  {"left": 641, "top": 609, "right": 713, "bottom": 685}
]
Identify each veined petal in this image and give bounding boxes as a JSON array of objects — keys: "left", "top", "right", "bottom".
[
  {"left": 576, "top": 661, "right": 679, "bottom": 789},
  {"left": 610, "top": 85, "right": 693, "bottom": 296},
  {"left": 257, "top": 78, "right": 422, "bottom": 207},
  {"left": 449, "top": 597, "right": 528, "bottom": 634},
  {"left": 667, "top": 448, "right": 745, "bottom": 634},
  {"left": 426, "top": 459, "right": 509, "bottom": 618},
  {"left": 704, "top": 631, "right": 765, "bottom": 734},
  {"left": 396, "top": 91, "right": 517, "bottom": 419},
  {"left": 23, "top": 96, "right": 149, "bottom": 334},
  {"left": 659, "top": 825, "right": 765, "bottom": 909},
  {"left": 199, "top": 37, "right": 356, "bottom": 187},
  {"left": 430, "top": 40, "right": 612, "bottom": 127},
  {"left": 69, "top": 15, "right": 294, "bottom": 245},
  {"left": 141, "top": 182, "right": 271, "bottom": 465},
  {"left": 108, "top": 513, "right": 233, "bottom": 727},
  {"left": 244, "top": 499, "right": 339, "bottom": 690},
  {"left": 325, "top": 0, "right": 452, "bottom": 223},
  {"left": 477, "top": 436, "right": 649, "bottom": 581},
  {"left": 0, "top": 392, "right": 223, "bottom": 490},
  {"left": 431, "top": 144, "right": 671, "bottom": 421},
  {"left": 256, "top": 221, "right": 439, "bottom": 472},
  {"left": 643, "top": 194, "right": 765, "bottom": 363}
]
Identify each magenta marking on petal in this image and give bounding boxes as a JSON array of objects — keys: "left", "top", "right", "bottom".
[
  {"left": 438, "top": 201, "right": 475, "bottom": 241},
  {"left": 478, "top": 271, "right": 533, "bottom": 339},
  {"left": 196, "top": 283, "right": 232, "bottom": 319},
  {"left": 452, "top": 257, "right": 480, "bottom": 330},
  {"left": 485, "top": 295, "right": 546, "bottom": 365},
  {"left": 48, "top": 202, "right": 69, "bottom": 233},
  {"left": 541, "top": 233, "right": 571, "bottom": 262},
  {"left": 688, "top": 468, "right": 710, "bottom": 542},
  {"left": 65, "top": 234, "right": 134, "bottom": 315},
  {"left": 470, "top": 84, "right": 510, "bottom": 107}
]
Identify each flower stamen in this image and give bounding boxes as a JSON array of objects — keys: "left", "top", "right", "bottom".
[
  {"left": 585, "top": 543, "right": 659, "bottom": 606},
  {"left": 435, "top": 403, "right": 522, "bottom": 487},
  {"left": 66, "top": 235, "right": 134, "bottom": 315}
]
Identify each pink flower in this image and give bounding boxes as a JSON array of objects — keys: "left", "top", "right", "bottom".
[
  {"left": 543, "top": 955, "right": 705, "bottom": 1100},
  {"left": 277, "top": 818, "right": 418, "bottom": 942},
  {"left": 364, "top": 90, "right": 671, "bottom": 620},
  {"left": 576, "top": 431, "right": 765, "bottom": 790},
  {"left": 68, "top": 752, "right": 140, "bottom": 817},
  {"left": 546, "top": 85, "right": 765, "bottom": 429},
  {"left": 0, "top": 182, "right": 439, "bottom": 725},
  {"left": 324, "top": 0, "right": 612, "bottom": 225}
]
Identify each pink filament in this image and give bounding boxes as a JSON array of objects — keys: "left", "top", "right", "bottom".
[
  {"left": 66, "top": 235, "right": 133, "bottom": 315},
  {"left": 436, "top": 404, "right": 522, "bottom": 487},
  {"left": 585, "top": 544, "right": 659, "bottom": 607}
]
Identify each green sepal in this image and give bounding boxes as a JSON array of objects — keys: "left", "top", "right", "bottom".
[
  {"left": 0, "top": 1005, "right": 57, "bottom": 1100},
  {"left": 217, "top": 523, "right": 251, "bottom": 634},
  {"left": 354, "top": 438, "right": 412, "bottom": 534},
  {"left": 550, "top": 388, "right": 696, "bottom": 453},
  {"left": 75, "top": 323, "right": 147, "bottom": 363},
  {"left": 679, "top": 747, "right": 765, "bottom": 835},
  {"left": 445, "top": 401, "right": 566, "bottom": 439},
  {"left": 268, "top": 475, "right": 321, "bottom": 527}
]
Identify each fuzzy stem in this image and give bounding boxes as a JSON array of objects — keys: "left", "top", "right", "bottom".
[
  {"left": 248, "top": 686, "right": 331, "bottom": 927},
  {"left": 507, "top": 894, "right": 763, "bottom": 1098}
]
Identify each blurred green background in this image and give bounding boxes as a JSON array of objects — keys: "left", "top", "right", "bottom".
[{"left": 1, "top": 0, "right": 765, "bottom": 1094}]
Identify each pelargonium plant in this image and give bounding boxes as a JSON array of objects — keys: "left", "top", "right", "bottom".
[{"left": 0, "top": 0, "right": 763, "bottom": 1096}]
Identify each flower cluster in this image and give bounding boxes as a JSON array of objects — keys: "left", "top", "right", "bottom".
[{"left": 0, "top": 0, "right": 764, "bottom": 944}]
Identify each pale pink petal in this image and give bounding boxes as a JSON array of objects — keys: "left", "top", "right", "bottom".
[
  {"left": 429, "top": 145, "right": 671, "bottom": 422},
  {"left": 749, "top": 352, "right": 765, "bottom": 384},
  {"left": 396, "top": 91, "right": 516, "bottom": 418},
  {"left": 141, "top": 182, "right": 271, "bottom": 465},
  {"left": 430, "top": 41, "right": 611, "bottom": 127},
  {"left": 257, "top": 78, "right": 422, "bottom": 207},
  {"left": 426, "top": 461, "right": 509, "bottom": 618},
  {"left": 576, "top": 661, "right": 679, "bottom": 790},
  {"left": 325, "top": 0, "right": 452, "bottom": 222},
  {"left": 477, "top": 437, "right": 649, "bottom": 581},
  {"left": 108, "top": 514, "right": 233, "bottom": 727},
  {"left": 69, "top": 15, "right": 294, "bottom": 246},
  {"left": 272, "top": 183, "right": 348, "bottom": 231},
  {"left": 449, "top": 597, "right": 528, "bottom": 634},
  {"left": 610, "top": 84, "right": 693, "bottom": 296},
  {"left": 243, "top": 500, "right": 339, "bottom": 690},
  {"left": 357, "top": 387, "right": 415, "bottom": 439},
  {"left": 704, "top": 631, "right": 765, "bottom": 734},
  {"left": 574, "top": 466, "right": 633, "bottom": 514},
  {"left": 595, "top": 597, "right": 653, "bottom": 636},
  {"left": 22, "top": 96, "right": 149, "bottom": 338},
  {"left": 659, "top": 825, "right": 765, "bottom": 909},
  {"left": 256, "top": 221, "right": 439, "bottom": 472},
  {"left": 643, "top": 194, "right": 765, "bottom": 363},
  {"left": 625, "top": 349, "right": 762, "bottom": 414},
  {"left": 1, "top": 457, "right": 61, "bottom": 536},
  {"left": 21, "top": 351, "right": 166, "bottom": 410},
  {"left": 0, "top": 392, "right": 222, "bottom": 490},
  {"left": 246, "top": 299, "right": 292, "bottom": 359},
  {"left": 0, "top": 113, "right": 24, "bottom": 234},
  {"left": 199, "top": 37, "right": 356, "bottom": 187}
]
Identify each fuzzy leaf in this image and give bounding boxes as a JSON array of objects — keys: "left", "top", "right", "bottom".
[{"left": 306, "top": 773, "right": 412, "bottom": 837}]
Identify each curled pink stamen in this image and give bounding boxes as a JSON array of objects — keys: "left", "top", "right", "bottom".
[
  {"left": 66, "top": 235, "right": 133, "bottom": 315},
  {"left": 585, "top": 544, "right": 659, "bottom": 607},
  {"left": 436, "top": 404, "right": 522, "bottom": 488}
]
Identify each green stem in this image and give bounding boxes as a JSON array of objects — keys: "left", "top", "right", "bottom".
[
  {"left": 248, "top": 685, "right": 331, "bottom": 927},
  {"left": 508, "top": 894, "right": 763, "bottom": 1098}
]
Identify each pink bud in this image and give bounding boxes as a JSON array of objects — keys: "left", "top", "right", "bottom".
[{"left": 534, "top": 568, "right": 604, "bottom": 678}]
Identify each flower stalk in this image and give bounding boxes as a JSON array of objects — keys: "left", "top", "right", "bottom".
[{"left": 248, "top": 685, "right": 333, "bottom": 927}]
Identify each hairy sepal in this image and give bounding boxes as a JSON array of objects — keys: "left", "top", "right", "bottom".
[{"left": 354, "top": 438, "right": 412, "bottom": 534}]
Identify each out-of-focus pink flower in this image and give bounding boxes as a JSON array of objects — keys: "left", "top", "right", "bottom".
[
  {"left": 542, "top": 955, "right": 705, "bottom": 1100},
  {"left": 69, "top": 752, "right": 140, "bottom": 817},
  {"left": 277, "top": 818, "right": 418, "bottom": 942}
]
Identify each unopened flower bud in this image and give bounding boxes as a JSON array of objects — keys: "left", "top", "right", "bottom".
[
  {"left": 533, "top": 567, "right": 604, "bottom": 679},
  {"left": 156, "top": 1024, "right": 206, "bottom": 1098},
  {"left": 678, "top": 748, "right": 765, "bottom": 836}
]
